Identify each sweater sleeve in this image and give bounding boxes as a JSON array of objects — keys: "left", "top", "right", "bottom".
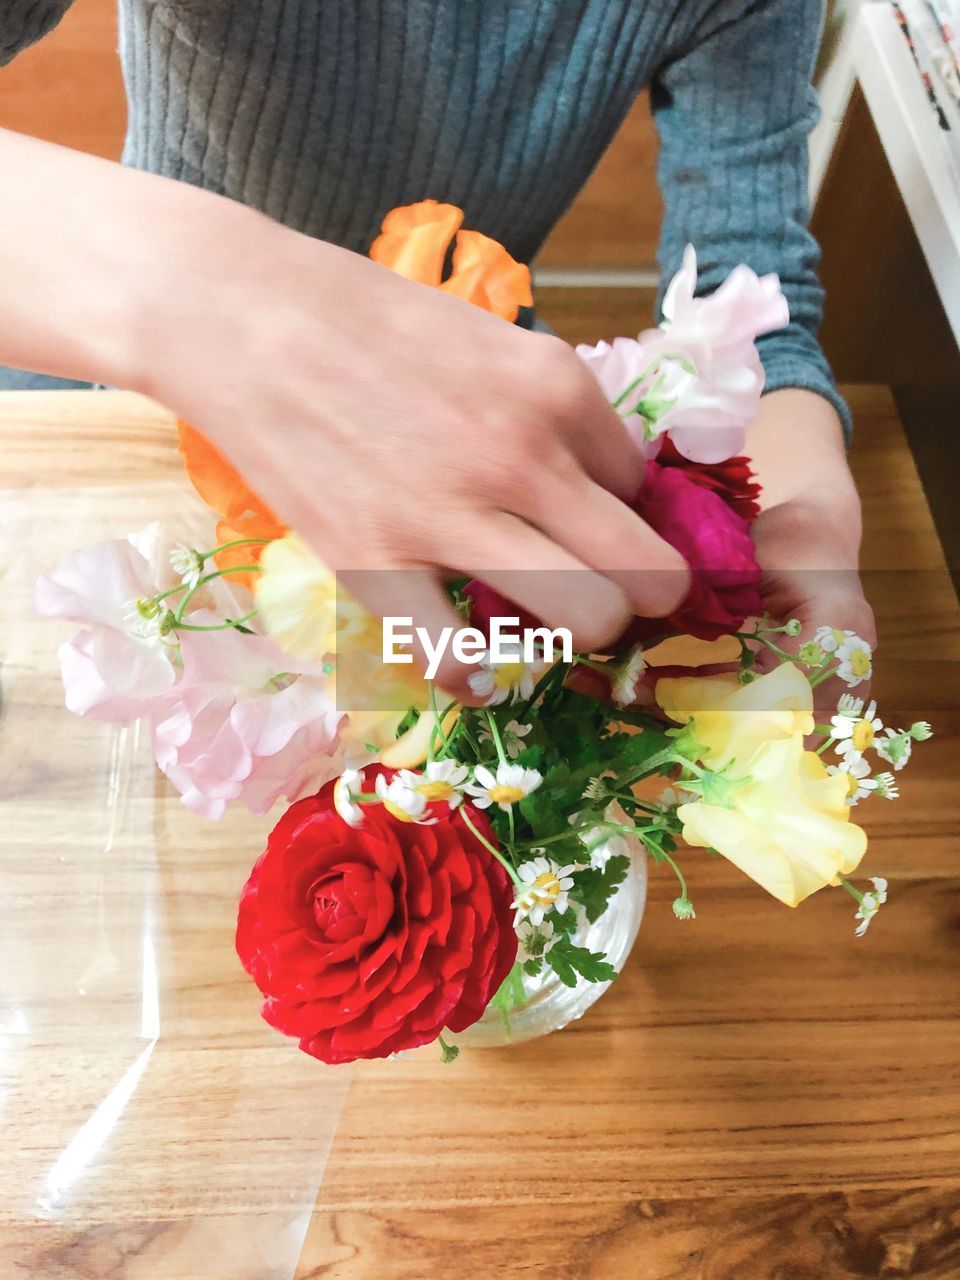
[
  {"left": 1, "top": 0, "right": 75, "bottom": 66},
  {"left": 650, "top": 0, "right": 850, "bottom": 438}
]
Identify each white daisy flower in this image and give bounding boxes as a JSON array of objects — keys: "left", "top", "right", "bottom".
[
  {"left": 814, "top": 625, "right": 854, "bottom": 654},
  {"left": 875, "top": 729, "right": 912, "bottom": 771},
  {"left": 828, "top": 755, "right": 878, "bottom": 805},
  {"left": 832, "top": 698, "right": 883, "bottom": 759},
  {"left": 397, "top": 759, "right": 469, "bottom": 810},
  {"left": 874, "top": 772, "right": 899, "bottom": 800},
  {"left": 333, "top": 768, "right": 365, "bottom": 827},
  {"left": 512, "top": 856, "right": 578, "bottom": 925},
  {"left": 170, "top": 543, "right": 205, "bottom": 588},
  {"left": 516, "top": 918, "right": 557, "bottom": 963},
  {"left": 609, "top": 645, "right": 648, "bottom": 708},
  {"left": 854, "top": 877, "right": 888, "bottom": 937},
  {"left": 835, "top": 634, "right": 873, "bottom": 687},
  {"left": 466, "top": 762, "right": 542, "bottom": 811},
  {"left": 478, "top": 718, "right": 532, "bottom": 760},
  {"left": 836, "top": 693, "right": 865, "bottom": 718},
  {"left": 467, "top": 647, "right": 547, "bottom": 706},
  {"left": 375, "top": 772, "right": 436, "bottom": 824}
]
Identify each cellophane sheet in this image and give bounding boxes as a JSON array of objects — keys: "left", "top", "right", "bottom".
[{"left": 0, "top": 467, "right": 351, "bottom": 1279}]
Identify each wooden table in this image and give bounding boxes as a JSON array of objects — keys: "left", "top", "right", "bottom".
[{"left": 1, "top": 387, "right": 958, "bottom": 1279}]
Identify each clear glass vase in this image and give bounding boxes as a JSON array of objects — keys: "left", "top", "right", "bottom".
[{"left": 457, "top": 822, "right": 648, "bottom": 1048}]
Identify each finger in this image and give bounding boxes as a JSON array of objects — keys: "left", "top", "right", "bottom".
[
  {"left": 339, "top": 567, "right": 480, "bottom": 704},
  {"left": 527, "top": 334, "right": 645, "bottom": 502},
  {"left": 440, "top": 513, "right": 633, "bottom": 653},
  {"left": 557, "top": 393, "right": 645, "bottom": 503},
  {"left": 523, "top": 471, "right": 690, "bottom": 621}
]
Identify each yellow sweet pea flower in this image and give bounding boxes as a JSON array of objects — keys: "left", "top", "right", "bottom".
[
  {"left": 656, "top": 663, "right": 815, "bottom": 772},
  {"left": 254, "top": 533, "right": 351, "bottom": 661},
  {"left": 677, "top": 735, "right": 867, "bottom": 907},
  {"left": 254, "top": 532, "right": 433, "bottom": 751}
]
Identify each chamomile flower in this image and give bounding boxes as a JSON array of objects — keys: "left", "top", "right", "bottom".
[
  {"left": 835, "top": 634, "right": 873, "bottom": 687},
  {"left": 854, "top": 877, "right": 888, "bottom": 937},
  {"left": 467, "top": 762, "right": 543, "bottom": 811},
  {"left": 170, "top": 543, "right": 205, "bottom": 588},
  {"left": 512, "top": 857, "right": 577, "bottom": 925},
  {"left": 814, "top": 625, "right": 854, "bottom": 654},
  {"left": 516, "top": 918, "right": 557, "bottom": 962},
  {"left": 478, "top": 718, "right": 532, "bottom": 759},
  {"left": 874, "top": 772, "right": 899, "bottom": 800},
  {"left": 909, "top": 721, "right": 933, "bottom": 741},
  {"left": 609, "top": 644, "right": 648, "bottom": 708},
  {"left": 375, "top": 772, "right": 436, "bottom": 824},
  {"left": 333, "top": 767, "right": 365, "bottom": 826},
  {"left": 467, "top": 647, "right": 547, "bottom": 706},
  {"left": 397, "top": 759, "right": 469, "bottom": 810},
  {"left": 875, "top": 729, "right": 912, "bottom": 771},
  {"left": 836, "top": 693, "right": 864, "bottom": 718},
  {"left": 828, "top": 755, "right": 878, "bottom": 805},
  {"left": 832, "top": 699, "right": 883, "bottom": 759}
]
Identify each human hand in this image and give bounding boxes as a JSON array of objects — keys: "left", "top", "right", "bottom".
[
  {"left": 143, "top": 200, "right": 690, "bottom": 698},
  {"left": 747, "top": 389, "right": 876, "bottom": 719}
]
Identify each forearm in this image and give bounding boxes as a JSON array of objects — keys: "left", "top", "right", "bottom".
[{"left": 0, "top": 128, "right": 254, "bottom": 392}]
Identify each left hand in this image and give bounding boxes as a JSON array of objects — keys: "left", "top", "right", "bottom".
[{"left": 747, "top": 389, "right": 876, "bottom": 719}]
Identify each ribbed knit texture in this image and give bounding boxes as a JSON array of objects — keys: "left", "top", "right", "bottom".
[{"left": 0, "top": 0, "right": 848, "bottom": 430}]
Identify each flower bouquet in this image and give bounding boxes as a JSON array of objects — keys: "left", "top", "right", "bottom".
[{"left": 36, "top": 203, "right": 930, "bottom": 1065}]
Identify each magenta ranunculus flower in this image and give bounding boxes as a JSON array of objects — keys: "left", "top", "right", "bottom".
[{"left": 620, "top": 461, "right": 762, "bottom": 644}]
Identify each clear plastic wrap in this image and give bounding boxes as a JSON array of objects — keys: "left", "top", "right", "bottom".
[{"left": 0, "top": 461, "right": 351, "bottom": 1278}]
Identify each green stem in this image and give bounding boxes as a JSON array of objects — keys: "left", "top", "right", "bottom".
[
  {"left": 661, "top": 849, "right": 690, "bottom": 902},
  {"left": 205, "top": 537, "right": 272, "bottom": 556},
  {"left": 516, "top": 661, "right": 565, "bottom": 720},
  {"left": 837, "top": 875, "right": 864, "bottom": 905},
  {"left": 484, "top": 709, "right": 509, "bottom": 766},
  {"left": 459, "top": 807, "right": 521, "bottom": 886},
  {"left": 174, "top": 564, "right": 261, "bottom": 623},
  {"left": 175, "top": 609, "right": 259, "bottom": 632}
]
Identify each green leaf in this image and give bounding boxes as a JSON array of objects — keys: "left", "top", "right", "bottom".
[
  {"left": 569, "top": 855, "right": 631, "bottom": 924},
  {"left": 489, "top": 962, "right": 526, "bottom": 1013},
  {"left": 547, "top": 938, "right": 618, "bottom": 987}
]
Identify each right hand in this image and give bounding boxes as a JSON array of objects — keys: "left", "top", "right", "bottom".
[{"left": 142, "top": 202, "right": 690, "bottom": 697}]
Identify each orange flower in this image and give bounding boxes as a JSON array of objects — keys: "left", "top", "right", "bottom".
[
  {"left": 176, "top": 421, "right": 286, "bottom": 586},
  {"left": 369, "top": 200, "right": 532, "bottom": 322}
]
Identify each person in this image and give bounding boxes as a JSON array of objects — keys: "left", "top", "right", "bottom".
[{"left": 0, "top": 0, "right": 874, "bottom": 698}]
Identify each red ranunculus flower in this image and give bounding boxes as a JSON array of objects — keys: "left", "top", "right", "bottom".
[
  {"left": 657, "top": 437, "right": 762, "bottom": 523},
  {"left": 236, "top": 767, "right": 517, "bottom": 1064},
  {"left": 620, "top": 461, "right": 762, "bottom": 644}
]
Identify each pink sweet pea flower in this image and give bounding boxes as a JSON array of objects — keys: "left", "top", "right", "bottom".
[
  {"left": 153, "top": 616, "right": 343, "bottom": 820},
  {"left": 36, "top": 540, "right": 344, "bottom": 819},
  {"left": 34, "top": 540, "right": 178, "bottom": 721},
  {"left": 577, "top": 245, "right": 789, "bottom": 466}
]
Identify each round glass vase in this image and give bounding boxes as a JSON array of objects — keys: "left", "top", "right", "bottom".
[{"left": 458, "top": 818, "right": 648, "bottom": 1048}]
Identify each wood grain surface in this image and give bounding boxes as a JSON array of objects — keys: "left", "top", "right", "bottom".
[{"left": 0, "top": 386, "right": 957, "bottom": 1280}]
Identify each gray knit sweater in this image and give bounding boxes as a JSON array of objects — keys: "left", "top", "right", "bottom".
[{"left": 0, "top": 0, "right": 847, "bottom": 428}]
